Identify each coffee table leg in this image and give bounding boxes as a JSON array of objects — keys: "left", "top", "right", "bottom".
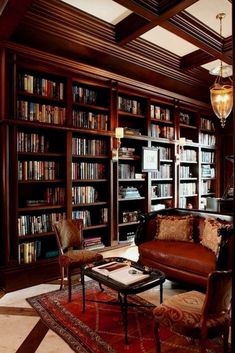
[
  {"left": 124, "top": 294, "right": 128, "bottom": 345},
  {"left": 81, "top": 269, "right": 85, "bottom": 313}
]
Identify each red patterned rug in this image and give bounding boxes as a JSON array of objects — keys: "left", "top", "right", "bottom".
[{"left": 27, "top": 281, "right": 224, "bottom": 353}]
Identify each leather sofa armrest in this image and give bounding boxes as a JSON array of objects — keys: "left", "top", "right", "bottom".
[{"left": 216, "top": 225, "right": 233, "bottom": 270}]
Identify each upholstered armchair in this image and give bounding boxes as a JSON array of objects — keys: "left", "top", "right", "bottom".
[
  {"left": 153, "top": 270, "right": 232, "bottom": 353},
  {"left": 53, "top": 219, "right": 103, "bottom": 302}
]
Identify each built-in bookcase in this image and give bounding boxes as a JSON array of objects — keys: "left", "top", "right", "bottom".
[
  {"left": 179, "top": 145, "right": 198, "bottom": 209},
  {"left": 0, "top": 50, "right": 219, "bottom": 291},
  {"left": 71, "top": 132, "right": 111, "bottom": 248},
  {"left": 14, "top": 69, "right": 68, "bottom": 266},
  {"left": 199, "top": 116, "right": 217, "bottom": 209},
  {"left": 117, "top": 137, "right": 148, "bottom": 244},
  {"left": 149, "top": 101, "right": 175, "bottom": 211}
]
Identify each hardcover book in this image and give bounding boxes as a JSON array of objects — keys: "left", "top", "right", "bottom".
[{"left": 92, "top": 261, "right": 149, "bottom": 285}]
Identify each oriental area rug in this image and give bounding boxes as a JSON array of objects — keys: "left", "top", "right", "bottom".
[{"left": 27, "top": 281, "right": 224, "bottom": 353}]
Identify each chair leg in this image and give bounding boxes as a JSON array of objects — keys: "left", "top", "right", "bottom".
[
  {"left": 99, "top": 282, "right": 104, "bottom": 292},
  {"left": 199, "top": 331, "right": 207, "bottom": 353},
  {"left": 68, "top": 267, "right": 72, "bottom": 303},
  {"left": 154, "top": 322, "right": 161, "bottom": 353},
  {"left": 223, "top": 326, "right": 229, "bottom": 353},
  {"left": 60, "top": 265, "right": 65, "bottom": 290}
]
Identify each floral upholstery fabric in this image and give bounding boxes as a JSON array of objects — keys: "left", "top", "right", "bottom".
[
  {"left": 153, "top": 290, "right": 230, "bottom": 338},
  {"left": 60, "top": 250, "right": 103, "bottom": 267},
  {"left": 200, "top": 218, "right": 222, "bottom": 255},
  {"left": 156, "top": 215, "right": 193, "bottom": 242}
]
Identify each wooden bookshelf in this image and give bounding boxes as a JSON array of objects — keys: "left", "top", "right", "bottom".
[{"left": 0, "top": 48, "right": 220, "bottom": 291}]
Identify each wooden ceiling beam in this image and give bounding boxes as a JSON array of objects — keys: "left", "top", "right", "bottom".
[
  {"left": 180, "top": 50, "right": 214, "bottom": 70},
  {"left": 164, "top": 14, "right": 232, "bottom": 65},
  {"left": 0, "top": 0, "right": 33, "bottom": 40},
  {"left": 180, "top": 36, "right": 233, "bottom": 70},
  {"left": 114, "top": 0, "right": 199, "bottom": 44},
  {"left": 114, "top": 0, "right": 231, "bottom": 65}
]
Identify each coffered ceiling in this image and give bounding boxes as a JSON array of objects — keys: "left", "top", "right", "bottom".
[{"left": 0, "top": 0, "right": 233, "bottom": 103}]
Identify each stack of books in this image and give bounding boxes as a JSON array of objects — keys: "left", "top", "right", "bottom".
[{"left": 83, "top": 237, "right": 105, "bottom": 250}]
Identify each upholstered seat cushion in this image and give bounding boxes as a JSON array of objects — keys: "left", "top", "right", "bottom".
[
  {"left": 60, "top": 250, "right": 103, "bottom": 267},
  {"left": 153, "top": 290, "right": 230, "bottom": 338},
  {"left": 138, "top": 240, "right": 216, "bottom": 276}
]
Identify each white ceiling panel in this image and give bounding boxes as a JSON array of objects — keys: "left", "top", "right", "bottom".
[
  {"left": 140, "top": 26, "right": 199, "bottom": 57},
  {"left": 61, "top": 0, "right": 131, "bottom": 25},
  {"left": 186, "top": 0, "right": 232, "bottom": 38}
]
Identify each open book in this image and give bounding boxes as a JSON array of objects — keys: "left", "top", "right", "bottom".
[{"left": 92, "top": 261, "right": 150, "bottom": 285}]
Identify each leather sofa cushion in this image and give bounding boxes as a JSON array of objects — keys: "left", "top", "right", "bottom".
[{"left": 138, "top": 240, "right": 216, "bottom": 276}]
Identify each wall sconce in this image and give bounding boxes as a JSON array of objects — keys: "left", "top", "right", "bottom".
[
  {"left": 112, "top": 127, "right": 124, "bottom": 161},
  {"left": 175, "top": 137, "right": 186, "bottom": 163},
  {"left": 179, "top": 137, "right": 186, "bottom": 152}
]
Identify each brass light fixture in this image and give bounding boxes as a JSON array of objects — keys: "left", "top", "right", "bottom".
[{"left": 210, "top": 13, "right": 233, "bottom": 128}]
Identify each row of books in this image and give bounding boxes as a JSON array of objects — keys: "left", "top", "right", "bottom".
[
  {"left": 72, "top": 138, "right": 108, "bottom": 156},
  {"left": 17, "top": 100, "right": 66, "bottom": 125},
  {"left": 18, "top": 240, "right": 42, "bottom": 264},
  {"left": 72, "top": 162, "right": 106, "bottom": 180},
  {"left": 18, "top": 160, "right": 60, "bottom": 181},
  {"left": 180, "top": 149, "right": 197, "bottom": 162},
  {"left": 72, "top": 207, "right": 108, "bottom": 226},
  {"left": 118, "top": 164, "right": 135, "bottom": 179},
  {"left": 43, "top": 187, "right": 65, "bottom": 205},
  {"left": 202, "top": 151, "right": 215, "bottom": 163},
  {"left": 151, "top": 124, "right": 174, "bottom": 139},
  {"left": 179, "top": 182, "right": 197, "bottom": 196},
  {"left": 18, "top": 212, "right": 65, "bottom": 236},
  {"left": 18, "top": 73, "right": 64, "bottom": 100},
  {"left": 151, "top": 164, "right": 172, "bottom": 179},
  {"left": 72, "top": 186, "right": 98, "bottom": 204},
  {"left": 151, "top": 184, "right": 173, "bottom": 197},
  {"left": 150, "top": 105, "right": 171, "bottom": 121},
  {"left": 118, "top": 96, "right": 142, "bottom": 115},
  {"left": 180, "top": 166, "right": 193, "bottom": 178},
  {"left": 72, "top": 110, "right": 108, "bottom": 130},
  {"left": 179, "top": 197, "right": 191, "bottom": 209},
  {"left": 158, "top": 146, "right": 172, "bottom": 160},
  {"left": 72, "top": 85, "right": 98, "bottom": 105},
  {"left": 201, "top": 180, "right": 213, "bottom": 194},
  {"left": 200, "top": 118, "right": 215, "bottom": 131},
  {"left": 118, "top": 147, "right": 135, "bottom": 158},
  {"left": 199, "top": 133, "right": 216, "bottom": 146},
  {"left": 17, "top": 132, "right": 50, "bottom": 153},
  {"left": 24, "top": 187, "right": 65, "bottom": 207}
]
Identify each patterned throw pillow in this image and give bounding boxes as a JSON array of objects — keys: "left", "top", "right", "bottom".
[
  {"left": 156, "top": 215, "right": 193, "bottom": 242},
  {"left": 200, "top": 218, "right": 222, "bottom": 255}
]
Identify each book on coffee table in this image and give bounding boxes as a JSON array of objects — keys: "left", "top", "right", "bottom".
[{"left": 92, "top": 261, "right": 150, "bottom": 285}]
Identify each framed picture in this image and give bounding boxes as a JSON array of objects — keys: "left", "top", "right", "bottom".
[{"left": 142, "top": 147, "right": 160, "bottom": 171}]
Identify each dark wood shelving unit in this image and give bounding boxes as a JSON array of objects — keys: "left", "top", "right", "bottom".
[{"left": 0, "top": 47, "right": 220, "bottom": 292}]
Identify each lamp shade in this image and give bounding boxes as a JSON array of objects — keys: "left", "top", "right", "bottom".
[
  {"left": 115, "top": 127, "right": 124, "bottom": 139},
  {"left": 210, "top": 82, "right": 233, "bottom": 128}
]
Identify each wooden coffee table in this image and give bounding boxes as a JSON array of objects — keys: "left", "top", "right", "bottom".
[{"left": 82, "top": 256, "right": 165, "bottom": 344}]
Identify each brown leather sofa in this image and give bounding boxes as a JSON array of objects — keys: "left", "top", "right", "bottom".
[{"left": 135, "top": 208, "right": 233, "bottom": 288}]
